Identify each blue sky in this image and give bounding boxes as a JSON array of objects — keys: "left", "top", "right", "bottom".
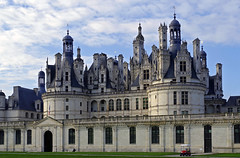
[{"left": 0, "top": 0, "right": 239, "bottom": 99}]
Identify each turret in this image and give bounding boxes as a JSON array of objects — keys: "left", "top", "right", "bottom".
[
  {"left": 133, "top": 23, "right": 145, "bottom": 65},
  {"left": 158, "top": 23, "right": 168, "bottom": 50},
  {"left": 38, "top": 70, "right": 46, "bottom": 95},
  {"left": 200, "top": 46, "right": 207, "bottom": 68},
  {"left": 216, "top": 63, "right": 222, "bottom": 77},
  {"left": 0, "top": 90, "right": 6, "bottom": 110},
  {"left": 62, "top": 30, "right": 74, "bottom": 65},
  {"left": 169, "top": 13, "right": 181, "bottom": 53}
]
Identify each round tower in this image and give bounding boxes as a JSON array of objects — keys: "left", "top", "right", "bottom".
[{"left": 169, "top": 13, "right": 181, "bottom": 53}]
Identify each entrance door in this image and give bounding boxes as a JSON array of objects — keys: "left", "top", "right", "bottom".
[
  {"left": 204, "top": 125, "right": 212, "bottom": 153},
  {"left": 44, "top": 131, "right": 53, "bottom": 152}
]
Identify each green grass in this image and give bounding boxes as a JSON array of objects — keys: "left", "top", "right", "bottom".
[
  {"left": 0, "top": 152, "right": 178, "bottom": 158},
  {"left": 197, "top": 153, "right": 240, "bottom": 157}
]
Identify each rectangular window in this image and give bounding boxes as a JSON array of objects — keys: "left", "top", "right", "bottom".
[
  {"left": 176, "top": 126, "right": 184, "bottom": 144},
  {"left": 88, "top": 128, "right": 94, "bottom": 144},
  {"left": 27, "top": 130, "right": 32, "bottom": 145},
  {"left": 16, "top": 130, "right": 21, "bottom": 145},
  {"left": 80, "top": 110, "right": 82, "bottom": 114},
  {"left": 105, "top": 127, "right": 112, "bottom": 144},
  {"left": 65, "top": 72, "right": 69, "bottom": 81},
  {"left": 181, "top": 91, "right": 188, "bottom": 105},
  {"left": 101, "top": 74, "right": 104, "bottom": 83},
  {"left": 0, "top": 130, "right": 4, "bottom": 145},
  {"left": 130, "top": 127, "right": 136, "bottom": 144},
  {"left": 151, "top": 126, "right": 159, "bottom": 144},
  {"left": 234, "top": 125, "right": 240, "bottom": 143},
  {"left": 80, "top": 102, "right": 82, "bottom": 106},
  {"left": 180, "top": 61, "right": 186, "bottom": 72},
  {"left": 66, "top": 98, "right": 69, "bottom": 102},
  {"left": 180, "top": 76, "right": 186, "bottom": 83},
  {"left": 68, "top": 129, "right": 75, "bottom": 144},
  {"left": 136, "top": 98, "right": 139, "bottom": 110},
  {"left": 89, "top": 77, "right": 93, "bottom": 84},
  {"left": 228, "top": 108, "right": 233, "bottom": 113},
  {"left": 109, "top": 100, "right": 114, "bottom": 111},
  {"left": 66, "top": 114, "right": 69, "bottom": 119},
  {"left": 66, "top": 106, "right": 69, "bottom": 111},
  {"left": 173, "top": 91, "right": 177, "bottom": 105},
  {"left": 143, "top": 98, "right": 148, "bottom": 109},
  {"left": 101, "top": 88, "right": 104, "bottom": 93},
  {"left": 143, "top": 70, "right": 150, "bottom": 80},
  {"left": 65, "top": 86, "right": 68, "bottom": 92}
]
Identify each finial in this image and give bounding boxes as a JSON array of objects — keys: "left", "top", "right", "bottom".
[
  {"left": 67, "top": 24, "right": 69, "bottom": 35},
  {"left": 173, "top": 6, "right": 176, "bottom": 19},
  {"left": 201, "top": 41, "right": 203, "bottom": 50},
  {"left": 138, "top": 23, "right": 142, "bottom": 34}
]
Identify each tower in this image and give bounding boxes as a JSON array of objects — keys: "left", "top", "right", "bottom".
[
  {"left": 133, "top": 23, "right": 145, "bottom": 65},
  {"left": 62, "top": 30, "right": 74, "bottom": 65},
  {"left": 38, "top": 70, "right": 46, "bottom": 94},
  {"left": 169, "top": 13, "right": 181, "bottom": 53},
  {"left": 193, "top": 38, "right": 201, "bottom": 74},
  {"left": 158, "top": 23, "right": 168, "bottom": 50}
]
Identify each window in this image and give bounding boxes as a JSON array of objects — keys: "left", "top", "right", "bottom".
[
  {"left": 65, "top": 72, "right": 69, "bottom": 81},
  {"left": 173, "top": 91, "right": 177, "bottom": 105},
  {"left": 101, "top": 88, "right": 104, "bottom": 93},
  {"left": 68, "top": 128, "right": 75, "bottom": 144},
  {"left": 234, "top": 125, "right": 240, "bottom": 143},
  {"left": 65, "top": 86, "right": 68, "bottom": 92},
  {"left": 27, "top": 130, "right": 32, "bottom": 145},
  {"left": 143, "top": 98, "right": 148, "bottom": 109},
  {"left": 176, "top": 126, "right": 184, "bottom": 144},
  {"left": 136, "top": 98, "right": 139, "bottom": 110},
  {"left": 109, "top": 100, "right": 114, "bottom": 111},
  {"left": 80, "top": 110, "right": 82, "bottom": 114},
  {"left": 101, "top": 74, "right": 104, "bottom": 83},
  {"left": 144, "top": 84, "right": 149, "bottom": 90},
  {"left": 66, "top": 98, "right": 69, "bottom": 102},
  {"left": 66, "top": 114, "right": 69, "bottom": 119},
  {"left": 182, "top": 111, "right": 188, "bottom": 115},
  {"left": 180, "top": 61, "right": 186, "bottom": 72},
  {"left": 181, "top": 91, "right": 188, "bottom": 105},
  {"left": 80, "top": 70, "right": 82, "bottom": 75},
  {"left": 105, "top": 127, "right": 112, "bottom": 144},
  {"left": 124, "top": 99, "right": 130, "bottom": 110},
  {"left": 0, "top": 130, "right": 4, "bottom": 145},
  {"left": 180, "top": 77, "right": 186, "bottom": 83},
  {"left": 37, "top": 114, "right": 40, "bottom": 119},
  {"left": 31, "top": 113, "right": 34, "bottom": 119},
  {"left": 80, "top": 102, "right": 82, "bottom": 106},
  {"left": 16, "top": 130, "right": 21, "bottom": 145},
  {"left": 130, "top": 127, "right": 136, "bottom": 144},
  {"left": 116, "top": 99, "right": 122, "bottom": 111},
  {"left": 25, "top": 112, "right": 28, "bottom": 118},
  {"left": 152, "top": 126, "right": 159, "bottom": 144},
  {"left": 88, "top": 128, "right": 94, "bottom": 144},
  {"left": 228, "top": 108, "right": 233, "bottom": 113},
  {"left": 174, "top": 111, "right": 177, "bottom": 115},
  {"left": 37, "top": 104, "right": 40, "bottom": 110},
  {"left": 66, "top": 106, "right": 69, "bottom": 111},
  {"left": 143, "top": 70, "right": 149, "bottom": 80}
]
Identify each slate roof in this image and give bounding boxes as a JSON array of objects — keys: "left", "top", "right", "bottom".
[
  {"left": 225, "top": 96, "right": 240, "bottom": 106},
  {"left": 13, "top": 87, "right": 41, "bottom": 111}
]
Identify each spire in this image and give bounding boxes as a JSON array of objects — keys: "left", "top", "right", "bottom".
[
  {"left": 173, "top": 6, "right": 176, "bottom": 19},
  {"left": 77, "top": 47, "right": 81, "bottom": 59},
  {"left": 138, "top": 23, "right": 142, "bottom": 35},
  {"left": 67, "top": 29, "right": 69, "bottom": 35}
]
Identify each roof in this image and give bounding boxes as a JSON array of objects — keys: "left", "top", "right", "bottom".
[
  {"left": 13, "top": 87, "right": 41, "bottom": 111},
  {"left": 0, "top": 91, "right": 5, "bottom": 96},
  {"left": 225, "top": 96, "right": 240, "bottom": 106}
]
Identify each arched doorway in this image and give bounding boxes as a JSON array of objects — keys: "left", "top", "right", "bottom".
[{"left": 44, "top": 131, "right": 53, "bottom": 152}]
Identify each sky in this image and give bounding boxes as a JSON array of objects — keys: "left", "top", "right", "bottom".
[{"left": 0, "top": 0, "right": 239, "bottom": 100}]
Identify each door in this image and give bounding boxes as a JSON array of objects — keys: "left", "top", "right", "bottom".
[
  {"left": 44, "top": 131, "right": 53, "bottom": 152},
  {"left": 204, "top": 125, "right": 212, "bottom": 153}
]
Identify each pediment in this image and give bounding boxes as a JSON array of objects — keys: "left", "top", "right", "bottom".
[{"left": 33, "top": 117, "right": 63, "bottom": 127}]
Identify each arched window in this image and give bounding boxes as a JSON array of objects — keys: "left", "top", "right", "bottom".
[
  {"left": 105, "top": 127, "right": 112, "bottom": 144},
  {"left": 88, "top": 128, "right": 94, "bottom": 144},
  {"left": 124, "top": 98, "right": 129, "bottom": 110},
  {"left": 130, "top": 127, "right": 136, "bottom": 144},
  {"left": 0, "top": 130, "right": 4, "bottom": 145},
  {"left": 152, "top": 126, "right": 159, "bottom": 144},
  {"left": 16, "top": 129, "right": 21, "bottom": 144},
  {"left": 68, "top": 128, "right": 75, "bottom": 144},
  {"left": 109, "top": 99, "right": 114, "bottom": 111},
  {"left": 176, "top": 126, "right": 184, "bottom": 144},
  {"left": 116, "top": 99, "right": 122, "bottom": 111},
  {"left": 25, "top": 112, "right": 28, "bottom": 118},
  {"left": 27, "top": 130, "right": 32, "bottom": 145}
]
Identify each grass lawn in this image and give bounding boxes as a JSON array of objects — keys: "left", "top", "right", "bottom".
[{"left": 0, "top": 152, "right": 177, "bottom": 158}]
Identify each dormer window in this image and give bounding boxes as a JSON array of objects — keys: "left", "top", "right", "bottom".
[
  {"left": 180, "top": 61, "right": 186, "bottom": 72},
  {"left": 143, "top": 70, "right": 149, "bottom": 80},
  {"left": 180, "top": 77, "right": 186, "bottom": 83}
]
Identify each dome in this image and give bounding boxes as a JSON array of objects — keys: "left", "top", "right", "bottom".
[
  {"left": 169, "top": 14, "right": 180, "bottom": 27},
  {"left": 62, "top": 30, "right": 73, "bottom": 41},
  {"left": 0, "top": 91, "right": 5, "bottom": 96},
  {"left": 38, "top": 70, "right": 45, "bottom": 78},
  {"left": 200, "top": 46, "right": 207, "bottom": 58}
]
